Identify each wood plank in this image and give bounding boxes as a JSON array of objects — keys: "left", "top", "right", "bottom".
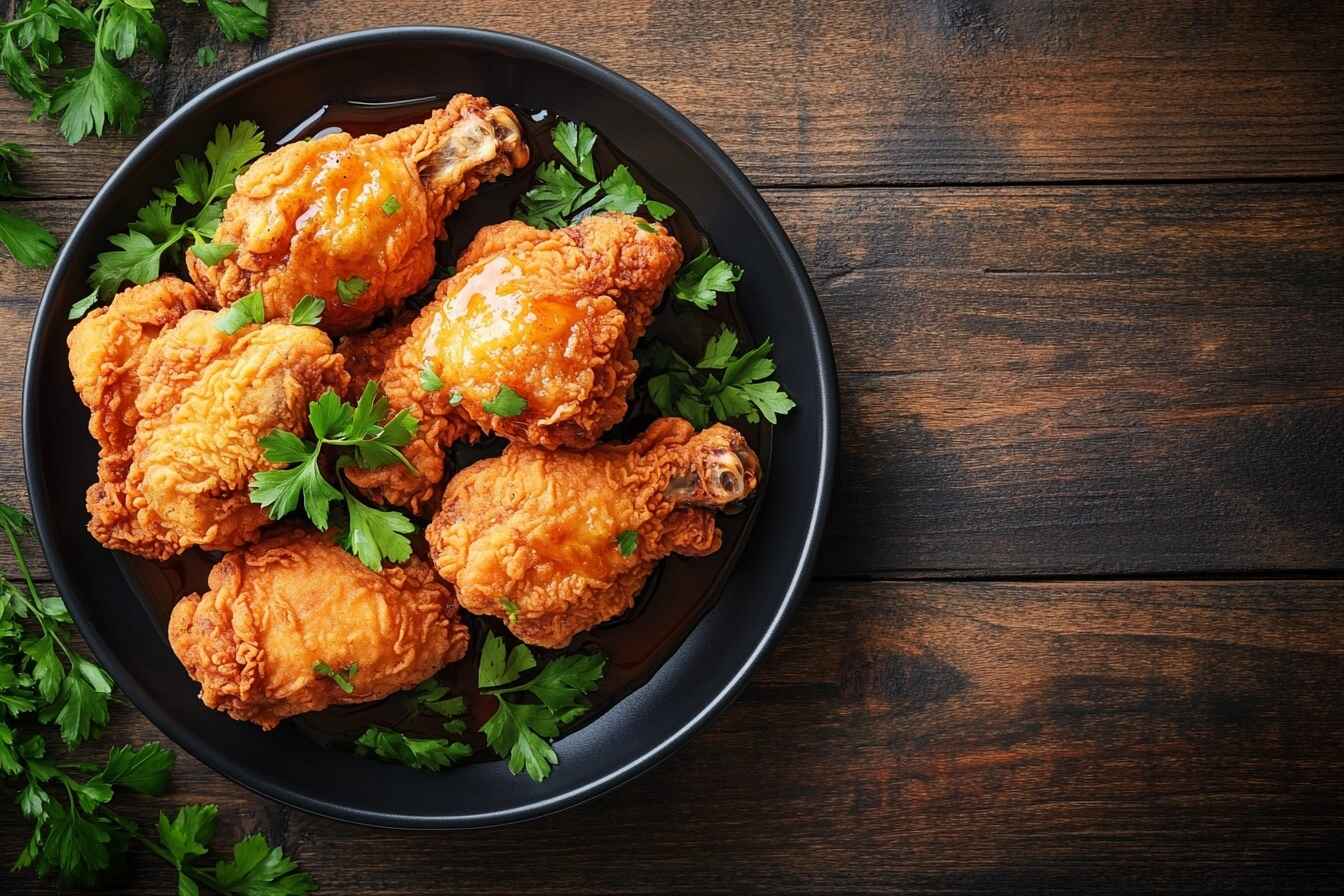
[
  {"left": 4, "top": 0, "right": 1343, "bottom": 196},
  {"left": 3, "top": 578, "right": 1342, "bottom": 893},
  {"left": 6, "top": 184, "right": 1341, "bottom": 579}
]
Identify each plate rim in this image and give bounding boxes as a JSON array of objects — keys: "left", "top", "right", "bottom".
[{"left": 21, "top": 25, "right": 839, "bottom": 829}]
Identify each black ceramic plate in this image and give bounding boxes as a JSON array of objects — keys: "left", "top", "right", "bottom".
[{"left": 23, "top": 28, "right": 837, "bottom": 828}]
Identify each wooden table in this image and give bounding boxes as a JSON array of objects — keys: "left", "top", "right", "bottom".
[{"left": 3, "top": 2, "right": 1342, "bottom": 892}]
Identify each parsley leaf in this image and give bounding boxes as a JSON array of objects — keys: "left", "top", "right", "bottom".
[
  {"left": 419, "top": 362, "right": 443, "bottom": 392},
  {"left": 212, "top": 832, "right": 316, "bottom": 896},
  {"left": 380, "top": 194, "right": 401, "bottom": 215},
  {"left": 288, "top": 295, "right": 324, "bottom": 327},
  {"left": 588, "top": 164, "right": 674, "bottom": 222},
  {"left": 449, "top": 390, "right": 463, "bottom": 406},
  {"left": 616, "top": 530, "right": 638, "bottom": 557},
  {"left": 499, "top": 597, "right": 520, "bottom": 625},
  {"left": 355, "top": 726, "right": 472, "bottom": 772},
  {"left": 87, "top": 121, "right": 265, "bottom": 307},
  {"left": 0, "top": 146, "right": 58, "bottom": 267},
  {"left": 338, "top": 472, "right": 415, "bottom": 572},
  {"left": 94, "top": 743, "right": 175, "bottom": 795},
  {"left": 336, "top": 275, "right": 368, "bottom": 304},
  {"left": 517, "top": 162, "right": 599, "bottom": 229},
  {"left": 482, "top": 385, "right": 527, "bottom": 417},
  {"left": 188, "top": 236, "right": 236, "bottom": 266},
  {"left": 552, "top": 120, "right": 598, "bottom": 181},
  {"left": 213, "top": 290, "right": 265, "bottom": 334},
  {"left": 313, "top": 660, "right": 358, "bottom": 694},
  {"left": 641, "top": 328, "right": 796, "bottom": 426},
  {"left": 673, "top": 249, "right": 743, "bottom": 310},
  {"left": 198, "top": 0, "right": 270, "bottom": 43},
  {"left": 196, "top": 46, "right": 219, "bottom": 68},
  {"left": 411, "top": 679, "right": 467, "bottom": 725},
  {"left": 249, "top": 386, "right": 418, "bottom": 569},
  {"left": 0, "top": 207, "right": 58, "bottom": 269},
  {"left": 476, "top": 632, "right": 606, "bottom": 782}
]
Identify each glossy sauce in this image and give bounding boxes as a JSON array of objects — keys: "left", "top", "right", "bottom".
[{"left": 123, "top": 98, "right": 773, "bottom": 758}]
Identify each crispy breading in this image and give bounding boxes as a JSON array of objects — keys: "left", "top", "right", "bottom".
[
  {"left": 426, "top": 418, "right": 758, "bottom": 648},
  {"left": 169, "top": 529, "right": 470, "bottom": 730}
]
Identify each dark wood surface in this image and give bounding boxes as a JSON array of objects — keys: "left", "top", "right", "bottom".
[{"left": 2, "top": 2, "right": 1342, "bottom": 893}]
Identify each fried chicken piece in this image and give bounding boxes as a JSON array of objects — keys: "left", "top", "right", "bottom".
[
  {"left": 187, "top": 94, "right": 529, "bottom": 334},
  {"left": 169, "top": 529, "right": 470, "bottom": 730},
  {"left": 426, "top": 418, "right": 759, "bottom": 648},
  {"left": 67, "top": 276, "right": 204, "bottom": 484},
  {"left": 86, "top": 310, "right": 347, "bottom": 559},
  {"left": 345, "top": 213, "right": 683, "bottom": 512}
]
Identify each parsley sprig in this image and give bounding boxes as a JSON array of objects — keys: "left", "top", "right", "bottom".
[
  {"left": 673, "top": 248, "right": 742, "bottom": 310},
  {"left": 0, "top": 143, "right": 58, "bottom": 268},
  {"left": 0, "top": 1, "right": 268, "bottom": 145},
  {"left": 249, "top": 383, "right": 420, "bottom": 571},
  {"left": 641, "top": 327, "right": 796, "bottom": 428},
  {"left": 478, "top": 632, "right": 606, "bottom": 782},
  {"left": 517, "top": 119, "right": 674, "bottom": 229},
  {"left": 2, "top": 502, "right": 314, "bottom": 892},
  {"left": 78, "top": 120, "right": 265, "bottom": 318}
]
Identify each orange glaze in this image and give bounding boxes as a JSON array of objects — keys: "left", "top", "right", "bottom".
[
  {"left": 212, "top": 132, "right": 434, "bottom": 329},
  {"left": 420, "top": 255, "right": 592, "bottom": 416}
]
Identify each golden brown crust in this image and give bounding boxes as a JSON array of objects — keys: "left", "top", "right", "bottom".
[
  {"left": 86, "top": 311, "right": 347, "bottom": 559},
  {"left": 426, "top": 419, "right": 758, "bottom": 648},
  {"left": 169, "top": 529, "right": 470, "bottom": 730},
  {"left": 343, "top": 213, "right": 683, "bottom": 512},
  {"left": 66, "top": 277, "right": 204, "bottom": 484},
  {"left": 188, "top": 94, "right": 528, "bottom": 334}
]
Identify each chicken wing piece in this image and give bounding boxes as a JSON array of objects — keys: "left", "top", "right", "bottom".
[
  {"left": 426, "top": 418, "right": 759, "bottom": 648},
  {"left": 187, "top": 94, "right": 529, "bottom": 334},
  {"left": 86, "top": 310, "right": 347, "bottom": 559},
  {"left": 345, "top": 213, "right": 683, "bottom": 512},
  {"left": 67, "top": 276, "right": 204, "bottom": 483},
  {"left": 169, "top": 529, "right": 470, "bottom": 730}
]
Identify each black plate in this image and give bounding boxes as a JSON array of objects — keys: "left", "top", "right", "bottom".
[{"left": 22, "top": 28, "right": 837, "bottom": 828}]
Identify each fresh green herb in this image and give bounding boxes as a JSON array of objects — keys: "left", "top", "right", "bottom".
[
  {"left": 516, "top": 121, "right": 673, "bottom": 228},
  {"left": 1, "top": 2, "right": 266, "bottom": 145},
  {"left": 2, "top": 502, "right": 314, "bottom": 892},
  {"left": 336, "top": 464, "right": 415, "bottom": 572},
  {"left": 410, "top": 679, "right": 467, "bottom": 730},
  {"left": 196, "top": 46, "right": 219, "bottom": 68},
  {"left": 482, "top": 385, "right": 527, "bottom": 418},
  {"left": 641, "top": 327, "right": 796, "bottom": 427},
  {"left": 213, "top": 290, "right": 265, "bottom": 334},
  {"left": 188, "top": 236, "right": 236, "bottom": 266},
  {"left": 82, "top": 121, "right": 265, "bottom": 316},
  {"left": 336, "top": 275, "right": 369, "bottom": 304},
  {"left": 419, "top": 361, "right": 443, "bottom": 392},
  {"left": 313, "top": 660, "right": 358, "bottom": 694},
  {"left": 249, "top": 382, "right": 419, "bottom": 570},
  {"left": 289, "top": 294, "right": 324, "bottom": 327},
  {"left": 499, "top": 597, "right": 520, "bottom": 625},
  {"left": 0, "top": 143, "right": 58, "bottom": 268},
  {"left": 552, "top": 119, "right": 598, "bottom": 181},
  {"left": 68, "top": 290, "right": 99, "bottom": 321},
  {"left": 448, "top": 390, "right": 463, "bottom": 406},
  {"left": 588, "top": 164, "right": 674, "bottom": 221},
  {"left": 354, "top": 726, "right": 472, "bottom": 772},
  {"left": 516, "top": 162, "right": 599, "bottom": 229},
  {"left": 477, "top": 633, "right": 606, "bottom": 782},
  {"left": 615, "top": 530, "right": 638, "bottom": 557},
  {"left": 673, "top": 248, "right": 743, "bottom": 310},
  {"left": 189, "top": 0, "right": 270, "bottom": 43},
  {"left": 380, "top": 194, "right": 401, "bottom": 216}
]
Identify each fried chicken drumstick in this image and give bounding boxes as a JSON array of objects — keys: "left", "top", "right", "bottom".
[
  {"left": 341, "top": 213, "right": 682, "bottom": 511},
  {"left": 187, "top": 94, "right": 529, "bottom": 334},
  {"left": 79, "top": 308, "right": 346, "bottom": 559},
  {"left": 169, "top": 530, "right": 470, "bottom": 730},
  {"left": 426, "top": 418, "right": 759, "bottom": 648}
]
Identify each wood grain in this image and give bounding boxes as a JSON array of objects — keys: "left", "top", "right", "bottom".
[
  {"left": 4, "top": 578, "right": 1342, "bottom": 894},
  {"left": 4, "top": 0, "right": 1343, "bottom": 196},
  {"left": 6, "top": 184, "right": 1341, "bottom": 579}
]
